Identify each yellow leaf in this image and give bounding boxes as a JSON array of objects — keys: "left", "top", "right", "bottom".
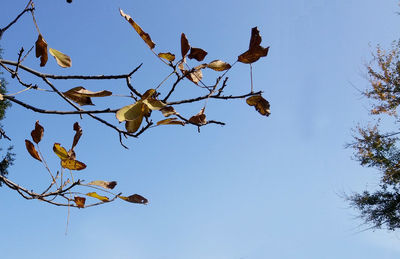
[
  {"left": 157, "top": 118, "right": 185, "bottom": 126},
  {"left": 158, "top": 52, "right": 175, "bottom": 62},
  {"left": 86, "top": 192, "right": 109, "bottom": 202},
  {"left": 35, "top": 34, "right": 48, "bottom": 67},
  {"left": 88, "top": 180, "right": 117, "bottom": 190},
  {"left": 246, "top": 95, "right": 271, "bottom": 116},
  {"left": 74, "top": 196, "right": 86, "bottom": 208},
  {"left": 49, "top": 48, "right": 72, "bottom": 68},
  {"left": 189, "top": 107, "right": 206, "bottom": 125},
  {"left": 31, "top": 120, "right": 44, "bottom": 144},
  {"left": 119, "top": 194, "right": 148, "bottom": 204},
  {"left": 116, "top": 101, "right": 145, "bottom": 122},
  {"left": 142, "top": 98, "right": 166, "bottom": 110},
  {"left": 53, "top": 143, "right": 69, "bottom": 160},
  {"left": 61, "top": 158, "right": 86, "bottom": 171},
  {"left": 238, "top": 27, "right": 269, "bottom": 64},
  {"left": 119, "top": 9, "right": 155, "bottom": 49},
  {"left": 25, "top": 139, "right": 42, "bottom": 162},
  {"left": 141, "top": 89, "right": 156, "bottom": 100},
  {"left": 207, "top": 60, "right": 231, "bottom": 71}
]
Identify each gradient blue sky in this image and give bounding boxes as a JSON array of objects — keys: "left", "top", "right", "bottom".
[{"left": 1, "top": 0, "right": 400, "bottom": 258}]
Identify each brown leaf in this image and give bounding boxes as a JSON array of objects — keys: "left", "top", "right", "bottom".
[
  {"left": 185, "top": 64, "right": 206, "bottom": 84},
  {"left": 189, "top": 107, "right": 206, "bottom": 125},
  {"left": 238, "top": 27, "right": 269, "bottom": 64},
  {"left": 35, "top": 34, "right": 48, "bottom": 67},
  {"left": 160, "top": 106, "right": 178, "bottom": 117},
  {"left": 88, "top": 180, "right": 117, "bottom": 190},
  {"left": 188, "top": 47, "right": 208, "bottom": 61},
  {"left": 31, "top": 120, "right": 44, "bottom": 144},
  {"left": 63, "top": 87, "right": 112, "bottom": 106},
  {"left": 25, "top": 139, "right": 42, "bottom": 162},
  {"left": 181, "top": 33, "right": 190, "bottom": 58},
  {"left": 119, "top": 194, "right": 148, "bottom": 204},
  {"left": 74, "top": 196, "right": 86, "bottom": 208},
  {"left": 157, "top": 118, "right": 185, "bottom": 126},
  {"left": 246, "top": 95, "right": 270, "bottom": 116},
  {"left": 158, "top": 52, "right": 175, "bottom": 62},
  {"left": 49, "top": 48, "right": 72, "bottom": 68},
  {"left": 207, "top": 60, "right": 231, "bottom": 71},
  {"left": 120, "top": 9, "right": 155, "bottom": 49},
  {"left": 71, "top": 122, "right": 82, "bottom": 151}
]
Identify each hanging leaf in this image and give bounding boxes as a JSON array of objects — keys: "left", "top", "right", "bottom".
[
  {"left": 25, "top": 139, "right": 42, "bottom": 162},
  {"left": 35, "top": 34, "right": 48, "bottom": 67},
  {"left": 74, "top": 196, "right": 86, "bottom": 208},
  {"left": 125, "top": 116, "right": 144, "bottom": 133},
  {"left": 181, "top": 33, "right": 190, "bottom": 58},
  {"left": 158, "top": 52, "right": 175, "bottom": 62},
  {"left": 53, "top": 143, "right": 69, "bottom": 160},
  {"left": 61, "top": 158, "right": 86, "bottom": 170},
  {"left": 207, "top": 60, "right": 231, "bottom": 71},
  {"left": 157, "top": 118, "right": 185, "bottom": 126},
  {"left": 188, "top": 47, "right": 208, "bottom": 61},
  {"left": 63, "top": 87, "right": 112, "bottom": 106},
  {"left": 31, "top": 120, "right": 44, "bottom": 144},
  {"left": 142, "top": 98, "right": 166, "bottom": 110},
  {"left": 246, "top": 95, "right": 270, "bottom": 116},
  {"left": 238, "top": 27, "right": 269, "bottom": 64},
  {"left": 119, "top": 9, "right": 155, "bottom": 49},
  {"left": 86, "top": 192, "right": 109, "bottom": 202},
  {"left": 88, "top": 180, "right": 117, "bottom": 190},
  {"left": 71, "top": 122, "right": 82, "bottom": 151},
  {"left": 119, "top": 194, "right": 148, "bottom": 204},
  {"left": 116, "top": 101, "right": 145, "bottom": 122},
  {"left": 189, "top": 107, "right": 206, "bottom": 125},
  {"left": 49, "top": 48, "right": 72, "bottom": 68},
  {"left": 160, "top": 106, "right": 178, "bottom": 117}
]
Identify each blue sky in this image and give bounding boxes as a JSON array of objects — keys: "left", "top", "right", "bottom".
[{"left": 1, "top": 0, "right": 400, "bottom": 258}]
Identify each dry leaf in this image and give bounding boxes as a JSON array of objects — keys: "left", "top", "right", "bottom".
[
  {"left": 246, "top": 95, "right": 270, "bottom": 116},
  {"left": 74, "top": 196, "right": 86, "bottom": 208},
  {"left": 71, "top": 122, "right": 82, "bottom": 151},
  {"left": 49, "top": 48, "right": 71, "bottom": 68},
  {"left": 181, "top": 33, "right": 190, "bottom": 58},
  {"left": 116, "top": 101, "right": 145, "bottom": 122},
  {"left": 185, "top": 64, "right": 206, "bottom": 84},
  {"left": 157, "top": 118, "right": 185, "bottom": 126},
  {"left": 207, "top": 60, "right": 231, "bottom": 71},
  {"left": 158, "top": 52, "right": 175, "bottom": 62},
  {"left": 188, "top": 47, "right": 208, "bottom": 61},
  {"left": 119, "top": 194, "right": 148, "bottom": 204},
  {"left": 35, "top": 34, "right": 48, "bottom": 67},
  {"left": 141, "top": 89, "right": 156, "bottom": 100},
  {"left": 120, "top": 9, "right": 155, "bottom": 49},
  {"left": 61, "top": 159, "right": 86, "bottom": 170},
  {"left": 63, "top": 86, "right": 112, "bottom": 106},
  {"left": 53, "top": 143, "right": 86, "bottom": 170},
  {"left": 160, "top": 106, "right": 178, "bottom": 117},
  {"left": 53, "top": 143, "right": 69, "bottom": 160},
  {"left": 31, "top": 120, "right": 44, "bottom": 144},
  {"left": 189, "top": 107, "right": 206, "bottom": 125},
  {"left": 88, "top": 180, "right": 117, "bottom": 190},
  {"left": 238, "top": 27, "right": 269, "bottom": 64},
  {"left": 25, "top": 139, "right": 41, "bottom": 162},
  {"left": 86, "top": 192, "right": 109, "bottom": 202},
  {"left": 142, "top": 98, "right": 166, "bottom": 110},
  {"left": 125, "top": 116, "right": 144, "bottom": 133}
]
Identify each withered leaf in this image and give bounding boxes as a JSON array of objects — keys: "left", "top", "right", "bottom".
[
  {"left": 71, "top": 122, "right": 82, "bottom": 152},
  {"left": 35, "top": 34, "right": 48, "bottom": 67},
  {"left": 188, "top": 47, "right": 208, "bottom": 61},
  {"left": 185, "top": 64, "right": 206, "bottom": 84},
  {"left": 116, "top": 101, "right": 145, "bottom": 122},
  {"left": 53, "top": 143, "right": 69, "bottom": 160},
  {"left": 125, "top": 116, "right": 144, "bottom": 133},
  {"left": 246, "top": 95, "right": 270, "bottom": 116},
  {"left": 74, "top": 196, "right": 86, "bottom": 208},
  {"left": 189, "top": 107, "right": 206, "bottom": 125},
  {"left": 181, "top": 33, "right": 190, "bottom": 58},
  {"left": 120, "top": 9, "right": 155, "bottom": 49},
  {"left": 25, "top": 139, "right": 42, "bottom": 162},
  {"left": 119, "top": 194, "right": 148, "bottom": 204},
  {"left": 31, "top": 120, "right": 44, "bottom": 144},
  {"left": 207, "top": 60, "right": 231, "bottom": 71},
  {"left": 142, "top": 98, "right": 166, "bottom": 110},
  {"left": 141, "top": 89, "right": 156, "bottom": 100},
  {"left": 158, "top": 52, "right": 175, "bottom": 62},
  {"left": 160, "top": 106, "right": 178, "bottom": 117},
  {"left": 53, "top": 143, "right": 86, "bottom": 170},
  {"left": 61, "top": 159, "right": 86, "bottom": 170},
  {"left": 157, "top": 118, "right": 185, "bottom": 126},
  {"left": 63, "top": 86, "right": 112, "bottom": 106},
  {"left": 86, "top": 192, "right": 109, "bottom": 202},
  {"left": 49, "top": 48, "right": 72, "bottom": 68},
  {"left": 238, "top": 27, "right": 269, "bottom": 64},
  {"left": 88, "top": 180, "right": 117, "bottom": 190}
]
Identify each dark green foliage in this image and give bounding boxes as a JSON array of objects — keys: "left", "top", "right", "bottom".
[
  {"left": 348, "top": 40, "right": 400, "bottom": 230},
  {"left": 0, "top": 146, "right": 14, "bottom": 186}
]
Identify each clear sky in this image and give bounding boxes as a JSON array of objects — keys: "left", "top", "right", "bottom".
[{"left": 1, "top": 0, "right": 400, "bottom": 258}]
